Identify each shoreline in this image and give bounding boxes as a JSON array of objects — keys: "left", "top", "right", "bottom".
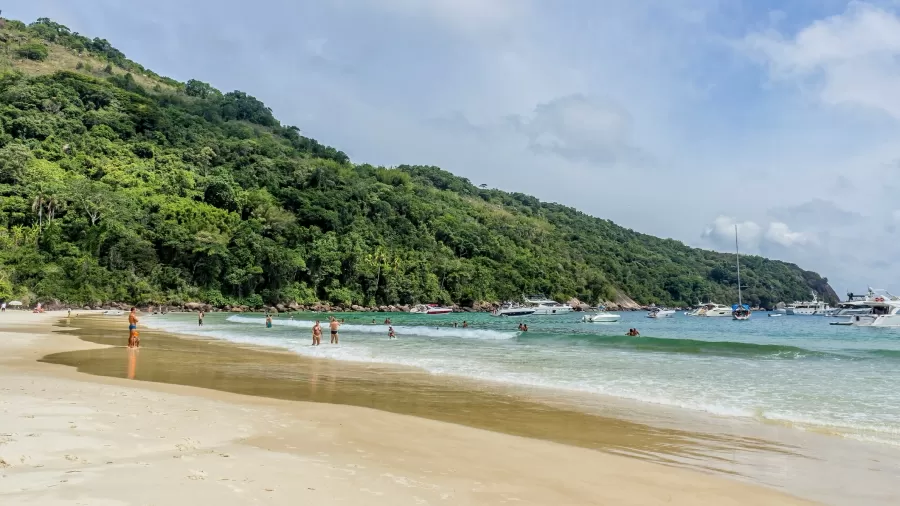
[{"left": 0, "top": 311, "right": 829, "bottom": 504}]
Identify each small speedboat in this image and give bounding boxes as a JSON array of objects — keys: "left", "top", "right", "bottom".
[
  {"left": 768, "top": 313, "right": 783, "bottom": 317},
  {"left": 583, "top": 307, "right": 620, "bottom": 323},
  {"left": 647, "top": 308, "right": 675, "bottom": 318},
  {"left": 491, "top": 302, "right": 536, "bottom": 317},
  {"left": 410, "top": 304, "right": 453, "bottom": 315}
]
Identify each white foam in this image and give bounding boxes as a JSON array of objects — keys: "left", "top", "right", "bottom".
[
  {"left": 142, "top": 314, "right": 900, "bottom": 447},
  {"left": 224, "top": 315, "right": 518, "bottom": 340}
]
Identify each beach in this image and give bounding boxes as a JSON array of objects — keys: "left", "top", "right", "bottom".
[{"left": 0, "top": 311, "right": 821, "bottom": 505}]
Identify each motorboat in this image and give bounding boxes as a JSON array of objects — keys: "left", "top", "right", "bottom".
[
  {"left": 491, "top": 302, "right": 536, "bottom": 317},
  {"left": 410, "top": 304, "right": 453, "bottom": 315},
  {"left": 688, "top": 302, "right": 733, "bottom": 317},
  {"left": 731, "top": 225, "right": 751, "bottom": 321},
  {"left": 768, "top": 313, "right": 783, "bottom": 317},
  {"left": 583, "top": 307, "right": 620, "bottom": 323},
  {"left": 785, "top": 291, "right": 832, "bottom": 315},
  {"left": 829, "top": 289, "right": 878, "bottom": 317},
  {"left": 833, "top": 290, "right": 900, "bottom": 327},
  {"left": 647, "top": 307, "right": 675, "bottom": 318},
  {"left": 523, "top": 294, "right": 573, "bottom": 315}
]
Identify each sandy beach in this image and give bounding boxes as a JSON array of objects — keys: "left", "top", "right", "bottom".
[{"left": 0, "top": 311, "right": 814, "bottom": 505}]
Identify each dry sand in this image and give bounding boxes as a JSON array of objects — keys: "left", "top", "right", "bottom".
[{"left": 0, "top": 310, "right": 814, "bottom": 505}]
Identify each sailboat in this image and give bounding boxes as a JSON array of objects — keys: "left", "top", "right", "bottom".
[{"left": 732, "top": 224, "right": 751, "bottom": 321}]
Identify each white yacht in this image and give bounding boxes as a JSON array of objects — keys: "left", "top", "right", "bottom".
[
  {"left": 830, "top": 291, "right": 873, "bottom": 317},
  {"left": 647, "top": 307, "right": 676, "bottom": 318},
  {"left": 832, "top": 292, "right": 900, "bottom": 327},
  {"left": 410, "top": 304, "right": 453, "bottom": 315},
  {"left": 523, "top": 294, "right": 573, "bottom": 315},
  {"left": 491, "top": 302, "right": 536, "bottom": 317},
  {"left": 583, "top": 306, "right": 620, "bottom": 323},
  {"left": 785, "top": 291, "right": 832, "bottom": 315},
  {"left": 688, "top": 302, "right": 733, "bottom": 317}
]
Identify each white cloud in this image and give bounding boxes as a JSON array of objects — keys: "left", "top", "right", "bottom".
[
  {"left": 765, "top": 222, "right": 816, "bottom": 247},
  {"left": 701, "top": 216, "right": 817, "bottom": 252},
  {"left": 744, "top": 2, "right": 900, "bottom": 119},
  {"left": 701, "top": 216, "right": 763, "bottom": 252},
  {"left": 508, "top": 94, "right": 649, "bottom": 167}
]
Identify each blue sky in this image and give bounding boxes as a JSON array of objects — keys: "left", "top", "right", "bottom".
[{"left": 8, "top": 0, "right": 900, "bottom": 296}]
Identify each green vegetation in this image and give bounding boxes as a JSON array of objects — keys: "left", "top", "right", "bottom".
[
  {"left": 0, "top": 17, "right": 835, "bottom": 308},
  {"left": 15, "top": 42, "right": 48, "bottom": 61}
]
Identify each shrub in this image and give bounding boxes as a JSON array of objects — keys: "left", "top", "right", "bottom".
[{"left": 15, "top": 43, "right": 49, "bottom": 61}]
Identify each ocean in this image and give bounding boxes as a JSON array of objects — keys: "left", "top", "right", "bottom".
[{"left": 144, "top": 310, "right": 900, "bottom": 448}]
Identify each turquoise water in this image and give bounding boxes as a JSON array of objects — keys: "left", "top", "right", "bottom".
[{"left": 145, "top": 311, "right": 900, "bottom": 447}]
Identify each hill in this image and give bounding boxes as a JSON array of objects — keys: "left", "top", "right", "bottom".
[{"left": 0, "top": 17, "right": 837, "bottom": 309}]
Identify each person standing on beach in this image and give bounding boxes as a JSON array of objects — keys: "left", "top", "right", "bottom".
[
  {"left": 198, "top": 311, "right": 204, "bottom": 326},
  {"left": 128, "top": 308, "right": 139, "bottom": 347},
  {"left": 329, "top": 317, "right": 340, "bottom": 344},
  {"left": 312, "top": 320, "right": 322, "bottom": 346}
]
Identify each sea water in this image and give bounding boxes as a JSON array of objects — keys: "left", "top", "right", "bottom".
[{"left": 145, "top": 311, "right": 900, "bottom": 448}]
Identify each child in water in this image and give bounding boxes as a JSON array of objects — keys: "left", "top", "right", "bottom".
[{"left": 388, "top": 326, "right": 396, "bottom": 339}]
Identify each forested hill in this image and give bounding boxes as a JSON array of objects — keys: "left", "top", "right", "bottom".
[{"left": 0, "top": 18, "right": 836, "bottom": 308}]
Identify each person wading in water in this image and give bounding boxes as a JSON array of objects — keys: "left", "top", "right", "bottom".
[
  {"left": 312, "top": 320, "right": 322, "bottom": 346},
  {"left": 329, "top": 317, "right": 341, "bottom": 344}
]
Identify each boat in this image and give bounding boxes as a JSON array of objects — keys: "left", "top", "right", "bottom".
[
  {"left": 491, "top": 302, "right": 536, "bottom": 317},
  {"left": 784, "top": 291, "right": 832, "bottom": 315},
  {"left": 583, "top": 306, "right": 620, "bottom": 323},
  {"left": 732, "top": 225, "right": 751, "bottom": 320},
  {"left": 523, "top": 294, "right": 573, "bottom": 315},
  {"left": 833, "top": 290, "right": 900, "bottom": 327},
  {"left": 647, "top": 307, "right": 675, "bottom": 318},
  {"left": 410, "top": 304, "right": 453, "bottom": 315},
  {"left": 829, "top": 289, "right": 878, "bottom": 317},
  {"left": 688, "top": 302, "right": 733, "bottom": 317},
  {"left": 768, "top": 313, "right": 783, "bottom": 318}
]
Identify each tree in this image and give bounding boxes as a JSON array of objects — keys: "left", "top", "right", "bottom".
[
  {"left": 184, "top": 79, "right": 220, "bottom": 99},
  {"left": 15, "top": 42, "right": 49, "bottom": 61}
]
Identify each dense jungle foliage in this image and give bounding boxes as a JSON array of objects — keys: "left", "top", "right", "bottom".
[{"left": 0, "top": 18, "right": 836, "bottom": 308}]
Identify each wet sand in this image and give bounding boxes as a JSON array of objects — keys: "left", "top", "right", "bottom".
[
  {"left": 43, "top": 316, "right": 796, "bottom": 466},
  {"left": 2, "top": 311, "right": 816, "bottom": 504}
]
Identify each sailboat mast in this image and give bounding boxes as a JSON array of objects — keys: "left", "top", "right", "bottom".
[{"left": 735, "top": 224, "right": 742, "bottom": 306}]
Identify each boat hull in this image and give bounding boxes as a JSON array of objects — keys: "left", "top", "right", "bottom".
[
  {"left": 583, "top": 314, "right": 620, "bottom": 323},
  {"left": 846, "top": 314, "right": 900, "bottom": 327},
  {"left": 493, "top": 309, "right": 536, "bottom": 317},
  {"left": 530, "top": 307, "right": 573, "bottom": 315}
]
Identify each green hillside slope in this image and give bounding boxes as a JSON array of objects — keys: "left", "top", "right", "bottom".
[{"left": 0, "top": 18, "right": 836, "bottom": 308}]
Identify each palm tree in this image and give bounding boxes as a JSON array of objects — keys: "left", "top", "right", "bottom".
[
  {"left": 31, "top": 193, "right": 47, "bottom": 231},
  {"left": 366, "top": 245, "right": 388, "bottom": 300}
]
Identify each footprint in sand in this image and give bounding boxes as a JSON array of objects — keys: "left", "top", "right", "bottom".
[{"left": 187, "top": 470, "right": 207, "bottom": 481}]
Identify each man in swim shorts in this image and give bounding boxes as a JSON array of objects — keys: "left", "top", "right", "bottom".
[
  {"left": 312, "top": 320, "right": 322, "bottom": 346},
  {"left": 198, "top": 311, "right": 204, "bottom": 326},
  {"left": 329, "top": 317, "right": 340, "bottom": 344}
]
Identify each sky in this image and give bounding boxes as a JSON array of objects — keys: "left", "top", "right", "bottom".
[{"left": 7, "top": 0, "right": 900, "bottom": 296}]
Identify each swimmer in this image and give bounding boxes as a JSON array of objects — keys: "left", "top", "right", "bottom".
[
  {"left": 266, "top": 315, "right": 273, "bottom": 328},
  {"left": 388, "top": 326, "right": 395, "bottom": 339}
]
